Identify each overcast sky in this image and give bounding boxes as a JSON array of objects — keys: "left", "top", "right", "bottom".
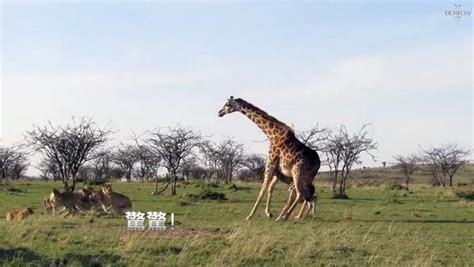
[{"left": 1, "top": 1, "right": 472, "bottom": 174}]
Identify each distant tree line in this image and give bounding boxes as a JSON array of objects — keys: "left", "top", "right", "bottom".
[
  {"left": 0, "top": 117, "right": 470, "bottom": 196},
  {"left": 393, "top": 143, "right": 470, "bottom": 189},
  {"left": 0, "top": 145, "right": 29, "bottom": 181}
]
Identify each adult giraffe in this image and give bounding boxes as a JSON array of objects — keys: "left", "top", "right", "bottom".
[{"left": 218, "top": 97, "right": 320, "bottom": 220}]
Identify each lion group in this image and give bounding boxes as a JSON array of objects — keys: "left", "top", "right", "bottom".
[{"left": 5, "top": 184, "right": 132, "bottom": 221}]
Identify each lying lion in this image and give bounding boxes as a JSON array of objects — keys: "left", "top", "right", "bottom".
[{"left": 5, "top": 208, "right": 34, "bottom": 221}]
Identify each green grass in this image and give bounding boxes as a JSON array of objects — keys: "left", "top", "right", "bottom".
[{"left": 1, "top": 180, "right": 473, "bottom": 266}]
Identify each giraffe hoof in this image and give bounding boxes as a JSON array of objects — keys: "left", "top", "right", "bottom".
[
  {"left": 265, "top": 212, "right": 273, "bottom": 218},
  {"left": 275, "top": 216, "right": 287, "bottom": 222},
  {"left": 245, "top": 216, "right": 252, "bottom": 221}
]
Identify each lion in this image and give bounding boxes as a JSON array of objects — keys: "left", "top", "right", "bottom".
[
  {"left": 90, "top": 184, "right": 132, "bottom": 215},
  {"left": 6, "top": 208, "right": 34, "bottom": 221},
  {"left": 48, "top": 188, "right": 93, "bottom": 216}
]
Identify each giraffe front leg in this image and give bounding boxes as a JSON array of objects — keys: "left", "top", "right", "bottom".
[
  {"left": 264, "top": 176, "right": 279, "bottom": 218},
  {"left": 246, "top": 159, "right": 276, "bottom": 221},
  {"left": 245, "top": 181, "right": 268, "bottom": 221}
]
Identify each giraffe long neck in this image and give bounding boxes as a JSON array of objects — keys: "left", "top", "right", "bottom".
[{"left": 237, "top": 99, "right": 291, "bottom": 140}]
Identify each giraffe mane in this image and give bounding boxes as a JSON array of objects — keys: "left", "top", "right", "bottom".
[{"left": 235, "top": 98, "right": 294, "bottom": 132}]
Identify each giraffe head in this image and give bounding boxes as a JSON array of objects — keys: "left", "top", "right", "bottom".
[{"left": 218, "top": 96, "right": 242, "bottom": 117}]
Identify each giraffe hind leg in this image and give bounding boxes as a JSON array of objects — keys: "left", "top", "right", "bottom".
[
  {"left": 284, "top": 190, "right": 302, "bottom": 220},
  {"left": 275, "top": 185, "right": 296, "bottom": 221},
  {"left": 295, "top": 200, "right": 308, "bottom": 220},
  {"left": 308, "top": 196, "right": 317, "bottom": 219}
]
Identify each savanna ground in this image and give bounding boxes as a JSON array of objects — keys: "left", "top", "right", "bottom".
[{"left": 0, "top": 166, "right": 473, "bottom": 266}]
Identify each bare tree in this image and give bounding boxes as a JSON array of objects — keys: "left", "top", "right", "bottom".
[
  {"left": 8, "top": 152, "right": 29, "bottom": 180},
  {"left": 199, "top": 141, "right": 222, "bottom": 182},
  {"left": 89, "top": 150, "right": 111, "bottom": 181},
  {"left": 36, "top": 158, "right": 61, "bottom": 181},
  {"left": 218, "top": 137, "right": 245, "bottom": 183},
  {"left": 0, "top": 145, "right": 17, "bottom": 181},
  {"left": 0, "top": 145, "right": 29, "bottom": 181},
  {"left": 147, "top": 126, "right": 201, "bottom": 195},
  {"left": 198, "top": 138, "right": 245, "bottom": 183},
  {"left": 77, "top": 165, "right": 95, "bottom": 181},
  {"left": 297, "top": 124, "right": 328, "bottom": 150},
  {"left": 393, "top": 154, "right": 418, "bottom": 189},
  {"left": 186, "top": 165, "right": 208, "bottom": 180},
  {"left": 27, "top": 118, "right": 111, "bottom": 191},
  {"left": 324, "top": 124, "right": 377, "bottom": 198},
  {"left": 240, "top": 153, "right": 266, "bottom": 181},
  {"left": 133, "top": 137, "right": 161, "bottom": 182},
  {"left": 179, "top": 156, "right": 199, "bottom": 181},
  {"left": 109, "top": 166, "right": 125, "bottom": 180},
  {"left": 422, "top": 143, "right": 470, "bottom": 187},
  {"left": 112, "top": 144, "right": 139, "bottom": 182}
]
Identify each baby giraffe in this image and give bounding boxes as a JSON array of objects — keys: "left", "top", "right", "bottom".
[{"left": 218, "top": 96, "right": 320, "bottom": 220}]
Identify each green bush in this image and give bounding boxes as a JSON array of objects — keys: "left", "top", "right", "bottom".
[
  {"left": 185, "top": 188, "right": 227, "bottom": 201},
  {"left": 228, "top": 184, "right": 251, "bottom": 191},
  {"left": 386, "top": 182, "right": 407, "bottom": 191},
  {"left": 83, "top": 180, "right": 106, "bottom": 186},
  {"left": 454, "top": 186, "right": 474, "bottom": 200}
]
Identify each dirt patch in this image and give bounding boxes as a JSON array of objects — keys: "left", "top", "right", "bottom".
[{"left": 121, "top": 226, "right": 223, "bottom": 238}]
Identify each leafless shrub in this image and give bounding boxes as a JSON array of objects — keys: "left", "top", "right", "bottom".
[
  {"left": 36, "top": 158, "right": 61, "bottom": 181},
  {"left": 89, "top": 150, "right": 112, "bottom": 181},
  {"left": 27, "top": 118, "right": 111, "bottom": 191},
  {"left": 218, "top": 138, "right": 245, "bottom": 183},
  {"left": 323, "top": 124, "right": 377, "bottom": 198},
  {"left": 421, "top": 143, "right": 470, "bottom": 187},
  {"left": 133, "top": 137, "right": 161, "bottom": 182},
  {"left": 147, "top": 126, "right": 201, "bottom": 195},
  {"left": 393, "top": 154, "right": 419, "bottom": 189},
  {"left": 0, "top": 144, "right": 29, "bottom": 181},
  {"left": 199, "top": 141, "right": 222, "bottom": 182},
  {"left": 297, "top": 124, "right": 328, "bottom": 151},
  {"left": 239, "top": 153, "right": 266, "bottom": 181},
  {"left": 112, "top": 144, "right": 139, "bottom": 182}
]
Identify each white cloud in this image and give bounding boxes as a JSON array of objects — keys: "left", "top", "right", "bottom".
[{"left": 307, "top": 42, "right": 471, "bottom": 100}]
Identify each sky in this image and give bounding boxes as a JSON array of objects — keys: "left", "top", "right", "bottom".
[{"left": 1, "top": 1, "right": 472, "bottom": 175}]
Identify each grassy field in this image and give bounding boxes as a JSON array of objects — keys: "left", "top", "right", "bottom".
[{"left": 0, "top": 177, "right": 473, "bottom": 266}]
